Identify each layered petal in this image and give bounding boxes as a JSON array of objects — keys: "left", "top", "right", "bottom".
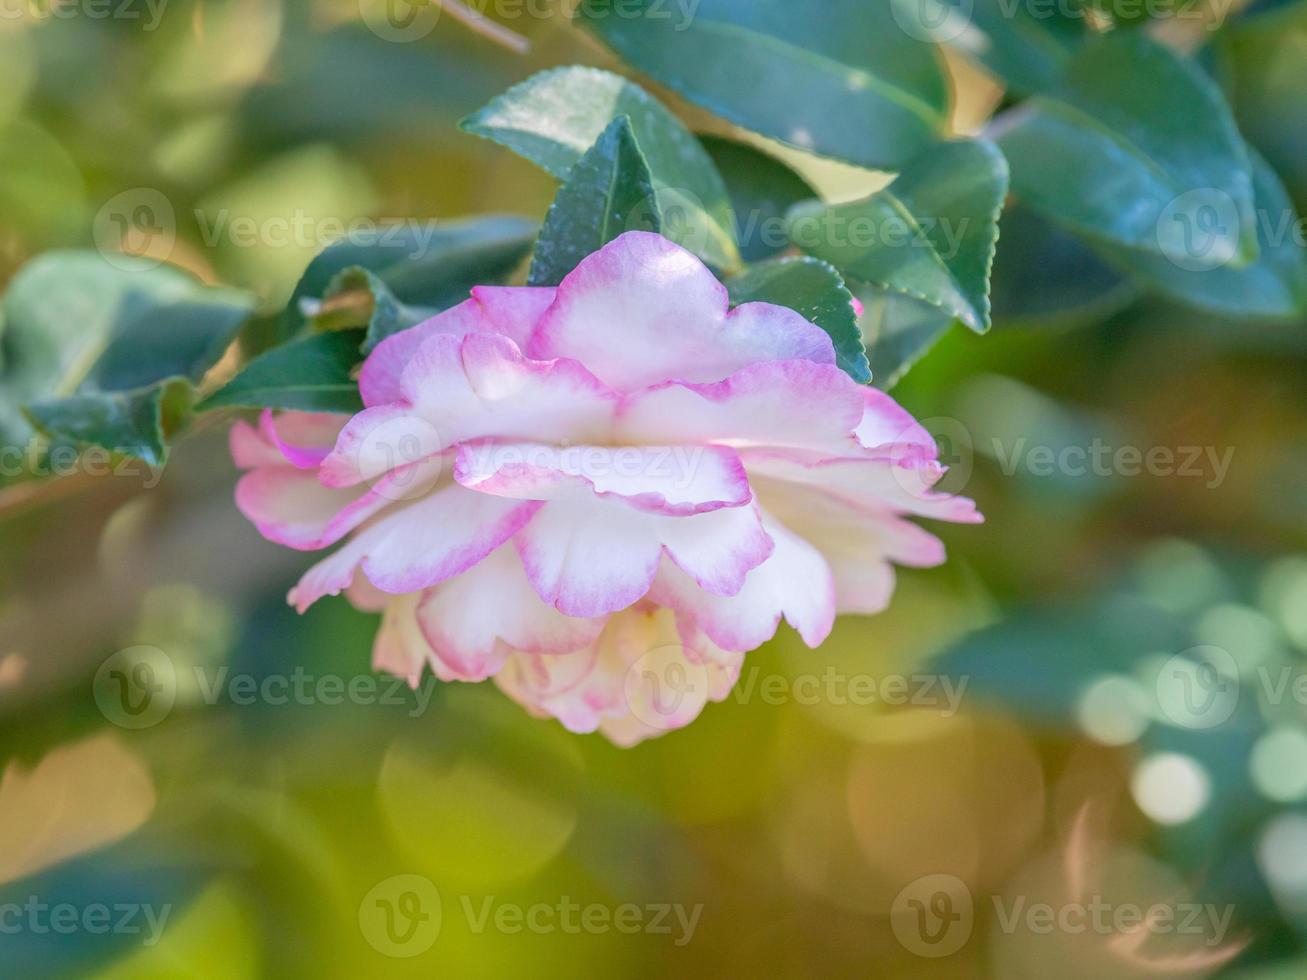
[
  {"left": 289, "top": 481, "right": 542, "bottom": 609},
  {"left": 514, "top": 498, "right": 773, "bottom": 618},
  {"left": 415, "top": 545, "right": 604, "bottom": 681},
  {"left": 358, "top": 286, "right": 557, "bottom": 406},
  {"left": 323, "top": 331, "right": 618, "bottom": 488},
  {"left": 527, "top": 232, "right": 834, "bottom": 390},
  {"left": 616, "top": 359, "right": 866, "bottom": 457},
  {"left": 652, "top": 509, "right": 837, "bottom": 651},
  {"left": 454, "top": 441, "right": 750, "bottom": 516}
]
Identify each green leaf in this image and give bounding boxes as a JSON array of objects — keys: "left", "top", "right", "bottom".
[
  {"left": 726, "top": 257, "right": 871, "bottom": 384},
  {"left": 577, "top": 0, "right": 949, "bottom": 171},
  {"left": 197, "top": 329, "right": 366, "bottom": 414},
  {"left": 24, "top": 379, "right": 193, "bottom": 468},
  {"left": 0, "top": 252, "right": 254, "bottom": 472},
  {"left": 994, "top": 32, "right": 1258, "bottom": 261},
  {"left": 315, "top": 267, "right": 440, "bottom": 352},
  {"left": 701, "top": 136, "right": 817, "bottom": 263},
  {"left": 284, "top": 215, "right": 536, "bottom": 338},
  {"left": 788, "top": 139, "right": 1009, "bottom": 333},
  {"left": 528, "top": 117, "right": 659, "bottom": 288},
  {"left": 460, "top": 66, "right": 740, "bottom": 271},
  {"left": 989, "top": 203, "right": 1140, "bottom": 330},
  {"left": 922, "top": 0, "right": 1089, "bottom": 95},
  {"left": 856, "top": 290, "right": 955, "bottom": 391},
  {"left": 1095, "top": 149, "right": 1307, "bottom": 321}
]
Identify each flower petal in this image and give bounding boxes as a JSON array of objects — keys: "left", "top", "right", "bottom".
[
  {"left": 359, "top": 287, "right": 558, "bottom": 407},
  {"left": 324, "top": 332, "right": 619, "bottom": 489},
  {"left": 617, "top": 359, "right": 866, "bottom": 456},
  {"left": 514, "top": 497, "right": 773, "bottom": 617},
  {"left": 454, "top": 441, "right": 751, "bottom": 516},
  {"left": 653, "top": 509, "right": 837, "bottom": 651},
  {"left": 416, "top": 545, "right": 603, "bottom": 681},
  {"left": 289, "top": 482, "right": 541, "bottom": 609},
  {"left": 527, "top": 232, "right": 834, "bottom": 390},
  {"left": 258, "top": 409, "right": 348, "bottom": 469}
]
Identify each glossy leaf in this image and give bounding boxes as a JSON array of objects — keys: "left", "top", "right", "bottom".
[
  {"left": 927, "top": 0, "right": 1089, "bottom": 95},
  {"left": 25, "top": 379, "right": 192, "bottom": 467},
  {"left": 314, "top": 268, "right": 439, "bottom": 352},
  {"left": 994, "top": 32, "right": 1258, "bottom": 260},
  {"left": 727, "top": 257, "right": 870, "bottom": 384},
  {"left": 283, "top": 215, "right": 536, "bottom": 338},
  {"left": 701, "top": 136, "right": 817, "bottom": 263},
  {"left": 198, "top": 329, "right": 366, "bottom": 414},
  {"left": 857, "top": 290, "right": 955, "bottom": 391},
  {"left": 528, "top": 116, "right": 659, "bottom": 287},
  {"left": 788, "top": 139, "right": 1009, "bottom": 333},
  {"left": 1097, "top": 150, "right": 1307, "bottom": 321},
  {"left": 460, "top": 66, "right": 739, "bottom": 270},
  {"left": 989, "top": 203, "right": 1140, "bottom": 330},
  {"left": 0, "top": 252, "right": 253, "bottom": 469},
  {"left": 577, "top": 0, "right": 949, "bottom": 170}
]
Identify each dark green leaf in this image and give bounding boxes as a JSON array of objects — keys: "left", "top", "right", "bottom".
[
  {"left": 1096, "top": 149, "right": 1307, "bottom": 320},
  {"left": 856, "top": 290, "right": 955, "bottom": 390},
  {"left": 788, "top": 139, "right": 1009, "bottom": 333},
  {"left": 284, "top": 215, "right": 536, "bottom": 336},
  {"left": 577, "top": 0, "right": 949, "bottom": 170},
  {"left": 24, "top": 379, "right": 192, "bottom": 468},
  {"left": 989, "top": 204, "right": 1141, "bottom": 330},
  {"left": 701, "top": 136, "right": 817, "bottom": 263},
  {"left": 995, "top": 32, "right": 1258, "bottom": 260},
  {"left": 727, "top": 257, "right": 870, "bottom": 384},
  {"left": 460, "top": 67, "right": 739, "bottom": 270},
  {"left": 316, "top": 268, "right": 440, "bottom": 352},
  {"left": 926, "top": 0, "right": 1089, "bottom": 95},
  {"left": 0, "top": 252, "right": 254, "bottom": 471},
  {"left": 529, "top": 117, "right": 659, "bottom": 287},
  {"left": 198, "top": 329, "right": 366, "bottom": 414}
]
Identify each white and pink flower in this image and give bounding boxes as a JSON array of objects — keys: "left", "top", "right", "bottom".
[{"left": 231, "top": 232, "right": 979, "bottom": 745}]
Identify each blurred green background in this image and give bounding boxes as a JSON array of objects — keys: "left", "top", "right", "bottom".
[{"left": 2, "top": 1, "right": 1307, "bottom": 977}]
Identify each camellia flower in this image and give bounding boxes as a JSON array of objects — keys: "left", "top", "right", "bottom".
[{"left": 230, "top": 232, "right": 979, "bottom": 745}]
